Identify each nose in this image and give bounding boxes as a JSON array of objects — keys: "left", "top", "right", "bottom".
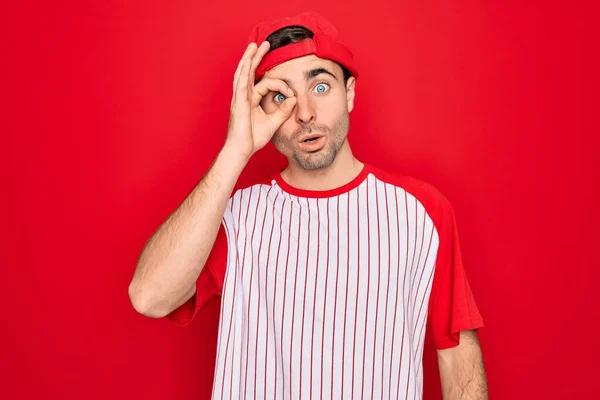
[{"left": 294, "top": 94, "right": 316, "bottom": 125}]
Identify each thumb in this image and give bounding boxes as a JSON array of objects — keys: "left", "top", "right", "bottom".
[{"left": 268, "top": 96, "right": 297, "bottom": 130}]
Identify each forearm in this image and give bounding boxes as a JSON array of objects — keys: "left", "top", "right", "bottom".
[
  {"left": 438, "top": 331, "right": 489, "bottom": 399},
  {"left": 128, "top": 145, "right": 247, "bottom": 317}
]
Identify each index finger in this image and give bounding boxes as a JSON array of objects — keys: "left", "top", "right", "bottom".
[{"left": 251, "top": 78, "right": 294, "bottom": 107}]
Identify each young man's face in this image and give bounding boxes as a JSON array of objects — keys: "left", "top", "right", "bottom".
[{"left": 260, "top": 54, "right": 356, "bottom": 170}]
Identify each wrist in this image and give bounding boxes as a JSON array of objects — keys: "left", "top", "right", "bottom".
[{"left": 218, "top": 142, "right": 250, "bottom": 172}]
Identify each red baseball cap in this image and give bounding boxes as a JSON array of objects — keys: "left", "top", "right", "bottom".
[{"left": 248, "top": 12, "right": 359, "bottom": 81}]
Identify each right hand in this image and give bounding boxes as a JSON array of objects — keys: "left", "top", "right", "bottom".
[{"left": 223, "top": 41, "right": 297, "bottom": 162}]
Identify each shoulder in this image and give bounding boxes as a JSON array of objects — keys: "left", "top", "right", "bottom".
[
  {"left": 368, "top": 164, "right": 449, "bottom": 205},
  {"left": 228, "top": 170, "right": 276, "bottom": 203},
  {"left": 367, "top": 164, "right": 455, "bottom": 226}
]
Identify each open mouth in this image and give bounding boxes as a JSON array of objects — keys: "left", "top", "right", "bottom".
[{"left": 300, "top": 134, "right": 324, "bottom": 143}]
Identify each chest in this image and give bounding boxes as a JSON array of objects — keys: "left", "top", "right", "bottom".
[{"left": 225, "top": 191, "right": 440, "bottom": 314}]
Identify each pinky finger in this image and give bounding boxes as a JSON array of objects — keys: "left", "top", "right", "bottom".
[
  {"left": 232, "top": 58, "right": 245, "bottom": 94},
  {"left": 234, "top": 59, "right": 251, "bottom": 102}
]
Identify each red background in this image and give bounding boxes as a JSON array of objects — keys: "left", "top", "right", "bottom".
[{"left": 2, "top": 1, "right": 597, "bottom": 399}]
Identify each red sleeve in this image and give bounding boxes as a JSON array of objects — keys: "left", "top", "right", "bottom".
[
  {"left": 426, "top": 196, "right": 484, "bottom": 349},
  {"left": 165, "top": 222, "right": 229, "bottom": 327}
]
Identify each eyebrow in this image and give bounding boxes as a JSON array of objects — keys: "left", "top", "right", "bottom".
[
  {"left": 305, "top": 67, "right": 337, "bottom": 81},
  {"left": 279, "top": 67, "right": 338, "bottom": 87}
]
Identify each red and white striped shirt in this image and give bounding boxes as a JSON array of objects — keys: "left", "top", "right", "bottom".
[{"left": 168, "top": 163, "right": 484, "bottom": 400}]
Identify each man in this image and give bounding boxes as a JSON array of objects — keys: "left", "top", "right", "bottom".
[{"left": 129, "top": 11, "right": 488, "bottom": 400}]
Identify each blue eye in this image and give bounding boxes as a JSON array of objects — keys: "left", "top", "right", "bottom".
[
  {"left": 315, "top": 83, "right": 329, "bottom": 93},
  {"left": 274, "top": 93, "right": 286, "bottom": 103}
]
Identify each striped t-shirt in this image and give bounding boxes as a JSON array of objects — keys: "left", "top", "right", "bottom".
[{"left": 167, "top": 163, "right": 484, "bottom": 400}]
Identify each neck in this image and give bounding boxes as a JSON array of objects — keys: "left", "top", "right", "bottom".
[{"left": 280, "top": 140, "right": 364, "bottom": 191}]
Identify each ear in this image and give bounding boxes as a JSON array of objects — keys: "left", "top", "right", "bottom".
[{"left": 345, "top": 76, "right": 356, "bottom": 112}]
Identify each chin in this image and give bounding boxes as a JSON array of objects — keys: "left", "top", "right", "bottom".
[{"left": 293, "top": 147, "right": 338, "bottom": 171}]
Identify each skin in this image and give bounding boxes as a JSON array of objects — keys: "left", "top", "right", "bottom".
[{"left": 438, "top": 330, "right": 489, "bottom": 399}]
